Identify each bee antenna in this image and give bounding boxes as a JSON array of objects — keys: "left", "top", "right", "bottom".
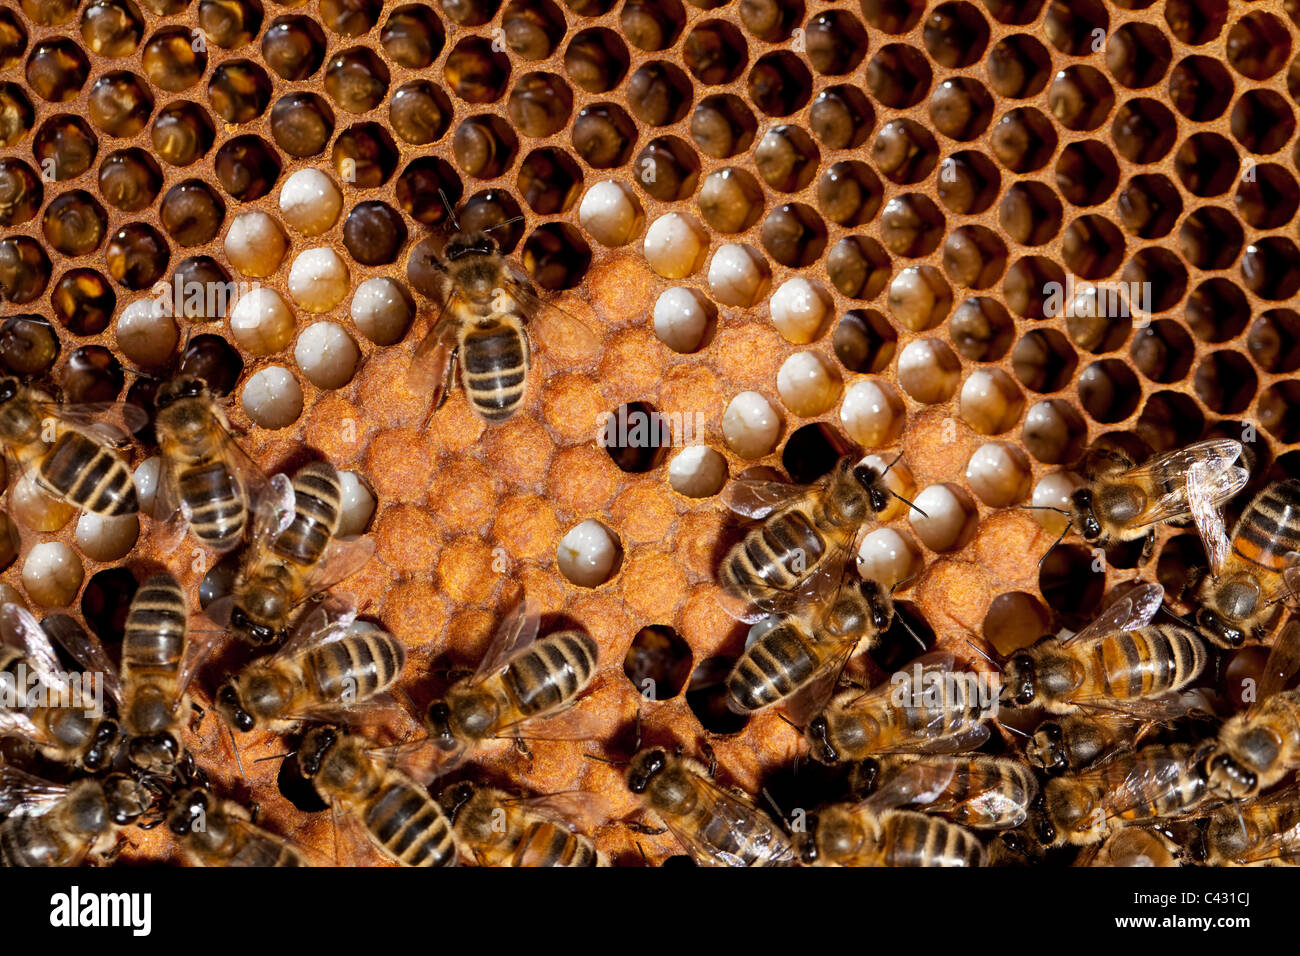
[
  {"left": 882, "top": 451, "right": 905, "bottom": 474},
  {"left": 226, "top": 724, "right": 246, "bottom": 779},
  {"left": 890, "top": 489, "right": 928, "bottom": 519},
  {"left": 636, "top": 842, "right": 649, "bottom": 866},
  {"left": 253, "top": 750, "right": 294, "bottom": 765},
  {"left": 774, "top": 711, "right": 803, "bottom": 733},
  {"left": 964, "top": 637, "right": 1003, "bottom": 673},
  {"left": 483, "top": 216, "right": 525, "bottom": 234},
  {"left": 760, "top": 786, "right": 787, "bottom": 826},
  {"left": 582, "top": 752, "right": 628, "bottom": 767},
  {"left": 438, "top": 189, "right": 460, "bottom": 231},
  {"left": 1158, "top": 604, "right": 1197, "bottom": 630},
  {"left": 1000, "top": 721, "right": 1030, "bottom": 739},
  {"left": 1019, "top": 505, "right": 1071, "bottom": 516},
  {"left": 1035, "top": 521, "right": 1071, "bottom": 568}
]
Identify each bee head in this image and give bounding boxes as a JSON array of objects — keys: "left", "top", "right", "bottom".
[
  {"left": 230, "top": 605, "right": 280, "bottom": 646},
  {"left": 103, "top": 775, "right": 150, "bottom": 826},
  {"left": 155, "top": 376, "right": 206, "bottom": 410},
  {"left": 851, "top": 464, "right": 890, "bottom": 514},
  {"left": 1195, "top": 606, "right": 1246, "bottom": 649},
  {"left": 424, "top": 700, "right": 461, "bottom": 750},
  {"left": 1000, "top": 653, "right": 1036, "bottom": 707},
  {"left": 795, "top": 815, "right": 821, "bottom": 864},
  {"left": 814, "top": 807, "right": 865, "bottom": 863},
  {"left": 1069, "top": 488, "right": 1103, "bottom": 541},
  {"left": 439, "top": 781, "right": 477, "bottom": 821},
  {"left": 128, "top": 732, "right": 181, "bottom": 775},
  {"left": 1030, "top": 721, "right": 1068, "bottom": 775},
  {"left": 1030, "top": 791, "right": 1057, "bottom": 846},
  {"left": 297, "top": 726, "right": 338, "bottom": 777},
  {"left": 444, "top": 232, "right": 498, "bottom": 262},
  {"left": 847, "top": 757, "right": 882, "bottom": 796},
  {"left": 215, "top": 682, "right": 256, "bottom": 733},
  {"left": 1207, "top": 751, "right": 1258, "bottom": 799},
  {"left": 806, "top": 715, "right": 839, "bottom": 765},
  {"left": 167, "top": 788, "right": 210, "bottom": 837},
  {"left": 0, "top": 377, "right": 18, "bottom": 404},
  {"left": 83, "top": 718, "right": 121, "bottom": 772},
  {"left": 626, "top": 747, "right": 668, "bottom": 795}
]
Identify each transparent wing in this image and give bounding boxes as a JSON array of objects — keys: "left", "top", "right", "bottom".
[
  {"left": 495, "top": 703, "right": 605, "bottom": 741},
  {"left": 780, "top": 638, "right": 858, "bottom": 730},
  {"left": 42, "top": 400, "right": 151, "bottom": 438},
  {"left": 722, "top": 540, "right": 856, "bottom": 621},
  {"left": 721, "top": 477, "right": 819, "bottom": 520},
  {"left": 1257, "top": 618, "right": 1300, "bottom": 704},
  {"left": 175, "top": 626, "right": 222, "bottom": 705},
  {"left": 301, "top": 537, "right": 377, "bottom": 601},
  {"left": 470, "top": 596, "right": 541, "bottom": 683},
  {"left": 661, "top": 774, "right": 793, "bottom": 867},
  {"left": 1122, "top": 439, "right": 1248, "bottom": 528},
  {"left": 864, "top": 757, "right": 958, "bottom": 813},
  {"left": 0, "top": 761, "right": 69, "bottom": 816},
  {"left": 266, "top": 602, "right": 354, "bottom": 664},
  {"left": 407, "top": 293, "right": 461, "bottom": 400},
  {"left": 375, "top": 737, "right": 469, "bottom": 787},
  {"left": 251, "top": 473, "right": 296, "bottom": 543},
  {"left": 148, "top": 459, "right": 195, "bottom": 554},
  {"left": 1188, "top": 459, "right": 1243, "bottom": 577},
  {"left": 500, "top": 263, "right": 600, "bottom": 359},
  {"left": 44, "top": 615, "right": 121, "bottom": 705},
  {"left": 1073, "top": 690, "right": 1207, "bottom": 722},
  {"left": 1285, "top": 564, "right": 1300, "bottom": 608},
  {"left": 1096, "top": 750, "right": 1194, "bottom": 824},
  {"left": 0, "top": 708, "right": 50, "bottom": 745},
  {"left": 1102, "top": 828, "right": 1179, "bottom": 867},
  {"left": 0, "top": 602, "right": 67, "bottom": 692},
  {"left": 1061, "top": 582, "right": 1165, "bottom": 647},
  {"left": 505, "top": 790, "right": 614, "bottom": 832}
]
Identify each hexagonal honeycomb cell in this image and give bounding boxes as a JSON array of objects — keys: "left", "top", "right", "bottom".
[{"left": 2, "top": 0, "right": 1300, "bottom": 869}]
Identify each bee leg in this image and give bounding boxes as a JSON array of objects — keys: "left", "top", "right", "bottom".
[
  {"left": 436, "top": 351, "right": 459, "bottom": 412},
  {"left": 625, "top": 822, "right": 667, "bottom": 836},
  {"left": 513, "top": 737, "right": 533, "bottom": 760},
  {"left": 1139, "top": 529, "right": 1156, "bottom": 565},
  {"left": 247, "top": 801, "right": 261, "bottom": 824},
  {"left": 189, "top": 701, "right": 205, "bottom": 734},
  {"left": 102, "top": 835, "right": 134, "bottom": 865},
  {"left": 700, "top": 740, "right": 718, "bottom": 779}
]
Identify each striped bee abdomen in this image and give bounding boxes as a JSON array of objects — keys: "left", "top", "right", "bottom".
[
  {"left": 883, "top": 812, "right": 983, "bottom": 867},
  {"left": 1232, "top": 480, "right": 1300, "bottom": 575},
  {"left": 121, "top": 574, "right": 188, "bottom": 677},
  {"left": 728, "top": 620, "right": 820, "bottom": 712},
  {"left": 274, "top": 462, "right": 342, "bottom": 566},
  {"left": 513, "top": 822, "right": 602, "bottom": 867},
  {"left": 1095, "top": 627, "right": 1205, "bottom": 701},
  {"left": 364, "top": 773, "right": 457, "bottom": 867},
  {"left": 725, "top": 511, "right": 827, "bottom": 595},
  {"left": 462, "top": 321, "right": 530, "bottom": 422},
  {"left": 307, "top": 627, "right": 406, "bottom": 703},
  {"left": 39, "top": 432, "right": 137, "bottom": 516},
  {"left": 229, "top": 836, "right": 309, "bottom": 867},
  {"left": 179, "top": 460, "right": 246, "bottom": 550},
  {"left": 504, "top": 631, "right": 598, "bottom": 717}
]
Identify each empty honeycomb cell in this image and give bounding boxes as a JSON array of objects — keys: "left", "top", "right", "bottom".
[
  {"left": 142, "top": 27, "right": 205, "bottom": 93},
  {"left": 1259, "top": 381, "right": 1300, "bottom": 443},
  {"left": 515, "top": 148, "right": 581, "bottom": 215},
  {"left": 32, "top": 116, "right": 95, "bottom": 183},
  {"left": 990, "top": 107, "right": 1058, "bottom": 172},
  {"left": 840, "top": 377, "right": 903, "bottom": 447},
  {"left": 1121, "top": 248, "right": 1186, "bottom": 314},
  {"left": 1013, "top": 328, "right": 1077, "bottom": 393},
  {"left": 502, "top": 0, "right": 565, "bottom": 60},
  {"left": 634, "top": 137, "right": 700, "bottom": 203},
  {"left": 1241, "top": 237, "right": 1300, "bottom": 300},
  {"left": 1164, "top": 0, "right": 1228, "bottom": 45},
  {"left": 747, "top": 51, "right": 813, "bottom": 116},
  {"left": 0, "top": 83, "right": 33, "bottom": 147},
  {"left": 777, "top": 352, "right": 842, "bottom": 417},
  {"left": 643, "top": 211, "right": 706, "bottom": 279},
  {"left": 1175, "top": 132, "right": 1240, "bottom": 196},
  {"left": 159, "top": 180, "right": 225, "bottom": 247},
  {"left": 1136, "top": 390, "right": 1204, "bottom": 451},
  {"left": 1077, "top": 358, "right": 1141, "bottom": 423},
  {"left": 51, "top": 268, "right": 114, "bottom": 335},
  {"left": 1194, "top": 350, "right": 1258, "bottom": 414},
  {"left": 602, "top": 401, "right": 672, "bottom": 473},
  {"left": 960, "top": 367, "right": 1024, "bottom": 434},
  {"left": 627, "top": 61, "right": 694, "bottom": 127},
  {"left": 522, "top": 223, "right": 590, "bottom": 290},
  {"left": 381, "top": 4, "right": 444, "bottom": 68},
  {"left": 1230, "top": 90, "right": 1295, "bottom": 155},
  {"left": 444, "top": 35, "right": 511, "bottom": 104},
  {"left": 104, "top": 222, "right": 167, "bottom": 290},
  {"left": 1062, "top": 215, "right": 1125, "bottom": 280},
  {"left": 783, "top": 422, "right": 856, "bottom": 483},
  {"left": 1249, "top": 308, "right": 1300, "bottom": 373},
  {"left": 0, "top": 315, "right": 58, "bottom": 374},
  {"left": 889, "top": 264, "right": 951, "bottom": 330},
  {"left": 910, "top": 483, "right": 977, "bottom": 552},
  {"left": 1044, "top": 0, "right": 1108, "bottom": 53},
  {"left": 697, "top": 168, "right": 763, "bottom": 235},
  {"left": 1227, "top": 10, "right": 1291, "bottom": 80},
  {"left": 683, "top": 18, "right": 748, "bottom": 84},
  {"left": 686, "top": 656, "right": 749, "bottom": 735},
  {"left": 1023, "top": 398, "right": 1086, "bottom": 465},
  {"left": 834, "top": 308, "right": 896, "bottom": 373},
  {"left": 879, "top": 194, "right": 945, "bottom": 258},
  {"left": 26, "top": 37, "right": 90, "bottom": 102},
  {"left": 760, "top": 203, "right": 827, "bottom": 268},
  {"left": 1055, "top": 140, "right": 1120, "bottom": 206},
  {"left": 509, "top": 73, "right": 573, "bottom": 139},
  {"left": 571, "top": 103, "right": 636, "bottom": 168},
  {"left": 22, "top": 542, "right": 83, "bottom": 608},
  {"left": 1186, "top": 277, "right": 1249, "bottom": 343},
  {"left": 942, "top": 224, "right": 1006, "bottom": 289},
  {"left": 87, "top": 71, "right": 153, "bottom": 137},
  {"left": 389, "top": 81, "right": 452, "bottom": 146},
  {"left": 453, "top": 115, "right": 519, "bottom": 179},
  {"left": 151, "top": 102, "right": 215, "bottom": 169},
  {"left": 624, "top": 624, "right": 692, "bottom": 700},
  {"left": 0, "top": 237, "right": 50, "bottom": 304},
  {"left": 866, "top": 43, "right": 933, "bottom": 111},
  {"left": 997, "top": 181, "right": 1062, "bottom": 246},
  {"left": 396, "top": 156, "right": 461, "bottom": 225},
  {"left": 564, "top": 27, "right": 628, "bottom": 94},
  {"left": 690, "top": 94, "right": 757, "bottom": 159},
  {"left": 325, "top": 47, "right": 391, "bottom": 115},
  {"left": 653, "top": 287, "right": 713, "bottom": 352},
  {"left": 1106, "top": 23, "right": 1172, "bottom": 89},
  {"left": 1179, "top": 207, "right": 1243, "bottom": 271},
  {"left": 966, "top": 441, "right": 1031, "bottom": 507},
  {"left": 1049, "top": 65, "right": 1115, "bottom": 132},
  {"left": 1236, "top": 163, "right": 1300, "bottom": 229},
  {"left": 1064, "top": 288, "right": 1132, "bottom": 354},
  {"left": 557, "top": 519, "right": 622, "bottom": 587},
  {"left": 872, "top": 119, "right": 940, "bottom": 187},
  {"left": 1111, "top": 97, "right": 1177, "bottom": 163},
  {"left": 897, "top": 338, "right": 960, "bottom": 404},
  {"left": 1169, "top": 55, "right": 1234, "bottom": 123},
  {"left": 803, "top": 9, "right": 867, "bottom": 76},
  {"left": 826, "top": 236, "right": 891, "bottom": 300},
  {"left": 1116, "top": 173, "right": 1182, "bottom": 240},
  {"left": 949, "top": 296, "right": 1013, "bottom": 362},
  {"left": 1003, "top": 255, "right": 1064, "bottom": 319},
  {"left": 986, "top": 34, "right": 1052, "bottom": 100}
]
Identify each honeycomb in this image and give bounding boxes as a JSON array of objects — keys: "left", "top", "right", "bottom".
[{"left": 2, "top": 0, "right": 1300, "bottom": 866}]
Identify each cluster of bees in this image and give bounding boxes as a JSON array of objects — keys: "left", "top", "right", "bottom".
[{"left": 2, "top": 225, "right": 1299, "bottom": 868}]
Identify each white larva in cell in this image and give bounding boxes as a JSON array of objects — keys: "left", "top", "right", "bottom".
[
  {"left": 653, "top": 287, "right": 712, "bottom": 353},
  {"left": 721, "top": 391, "right": 781, "bottom": 459},
  {"left": 840, "top": 379, "right": 903, "bottom": 448},
  {"left": 241, "top": 366, "right": 304, "bottom": 430},
  {"left": 75, "top": 512, "right": 141, "bottom": 562},
  {"left": 336, "top": 471, "right": 377, "bottom": 538},
  {"left": 857, "top": 528, "right": 922, "bottom": 590},
  {"left": 776, "top": 351, "right": 841, "bottom": 417},
  {"left": 287, "top": 247, "right": 350, "bottom": 313},
  {"left": 22, "top": 542, "right": 83, "bottom": 607},
  {"left": 229, "top": 287, "right": 296, "bottom": 356},
  {"left": 350, "top": 277, "right": 413, "bottom": 346},
  {"left": 278, "top": 168, "right": 343, "bottom": 236},
  {"left": 643, "top": 212, "right": 706, "bottom": 279},
  {"left": 295, "top": 321, "right": 361, "bottom": 390},
  {"left": 668, "top": 446, "right": 728, "bottom": 498},
  {"left": 579, "top": 180, "right": 644, "bottom": 247},
  {"left": 708, "top": 243, "right": 770, "bottom": 307},
  {"left": 224, "top": 211, "right": 288, "bottom": 279},
  {"left": 556, "top": 520, "right": 622, "bottom": 587},
  {"left": 769, "top": 277, "right": 831, "bottom": 344},
  {"left": 910, "top": 484, "right": 976, "bottom": 552},
  {"left": 133, "top": 456, "right": 162, "bottom": 518}
]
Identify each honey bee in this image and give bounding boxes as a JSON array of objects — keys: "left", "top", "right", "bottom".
[
  {"left": 796, "top": 782, "right": 986, "bottom": 867},
  {"left": 0, "top": 762, "right": 151, "bottom": 867},
  {"left": 0, "top": 604, "right": 121, "bottom": 771},
  {"left": 0, "top": 376, "right": 140, "bottom": 519},
  {"left": 1194, "top": 783, "right": 1300, "bottom": 866},
  {"left": 52, "top": 573, "right": 214, "bottom": 776},
  {"left": 719, "top": 455, "right": 915, "bottom": 620},
  {"left": 409, "top": 223, "right": 598, "bottom": 423},
  {"left": 152, "top": 375, "right": 268, "bottom": 553},
  {"left": 625, "top": 747, "right": 794, "bottom": 867},
  {"left": 850, "top": 754, "right": 1039, "bottom": 830},
  {"left": 998, "top": 583, "right": 1208, "bottom": 716},
  {"left": 1194, "top": 479, "right": 1300, "bottom": 647},
  {"left": 439, "top": 782, "right": 610, "bottom": 867},
  {"left": 1035, "top": 742, "right": 1212, "bottom": 847},
  {"left": 1044, "top": 438, "right": 1247, "bottom": 561},
  {"left": 167, "top": 787, "right": 313, "bottom": 867},
  {"left": 297, "top": 725, "right": 458, "bottom": 867},
  {"left": 1028, "top": 713, "right": 1144, "bottom": 776},
  {"left": 726, "top": 575, "right": 894, "bottom": 717},
  {"left": 214, "top": 460, "right": 375, "bottom": 645},
  {"left": 805, "top": 653, "right": 994, "bottom": 765},
  {"left": 215, "top": 604, "right": 406, "bottom": 734},
  {"left": 1200, "top": 619, "right": 1300, "bottom": 800},
  {"left": 1076, "top": 827, "right": 1184, "bottom": 867},
  {"left": 421, "top": 597, "right": 599, "bottom": 769}
]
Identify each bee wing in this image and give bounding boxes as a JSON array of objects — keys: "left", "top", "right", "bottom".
[
  {"left": 301, "top": 537, "right": 376, "bottom": 602},
  {"left": 174, "top": 626, "right": 223, "bottom": 705},
  {"left": 721, "top": 477, "right": 819, "bottom": 520},
  {"left": 0, "top": 708, "right": 52, "bottom": 747},
  {"left": 225, "top": 818, "right": 325, "bottom": 867},
  {"left": 148, "top": 456, "right": 196, "bottom": 554},
  {"left": 251, "top": 473, "right": 296, "bottom": 543},
  {"left": 1101, "top": 828, "right": 1179, "bottom": 867},
  {"left": 1284, "top": 563, "right": 1300, "bottom": 607},
  {"left": 1060, "top": 582, "right": 1165, "bottom": 646},
  {"left": 408, "top": 292, "right": 463, "bottom": 399},
  {"left": 1073, "top": 690, "right": 1208, "bottom": 722},
  {"left": 1096, "top": 749, "right": 1194, "bottom": 824},
  {"left": 863, "top": 757, "right": 959, "bottom": 812},
  {"left": 502, "top": 790, "right": 614, "bottom": 832},
  {"left": 0, "top": 602, "right": 67, "bottom": 692},
  {"left": 1258, "top": 618, "right": 1300, "bottom": 703},
  {"left": 470, "top": 595, "right": 541, "bottom": 682},
  {"left": 44, "top": 614, "right": 121, "bottom": 705},
  {"left": 661, "top": 775, "right": 793, "bottom": 867},
  {"left": 1230, "top": 818, "right": 1300, "bottom": 865},
  {"left": 372, "top": 737, "right": 468, "bottom": 787},
  {"left": 494, "top": 702, "right": 604, "bottom": 741},
  {"left": 1122, "top": 439, "right": 1248, "bottom": 529},
  {"left": 724, "top": 540, "right": 856, "bottom": 621},
  {"left": 266, "top": 601, "right": 353, "bottom": 664},
  {"left": 1187, "top": 459, "right": 1244, "bottom": 578},
  {"left": 0, "top": 760, "right": 69, "bottom": 816},
  {"left": 40, "top": 401, "right": 150, "bottom": 444},
  {"left": 500, "top": 266, "right": 601, "bottom": 360},
  {"left": 780, "top": 636, "right": 860, "bottom": 729}
]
